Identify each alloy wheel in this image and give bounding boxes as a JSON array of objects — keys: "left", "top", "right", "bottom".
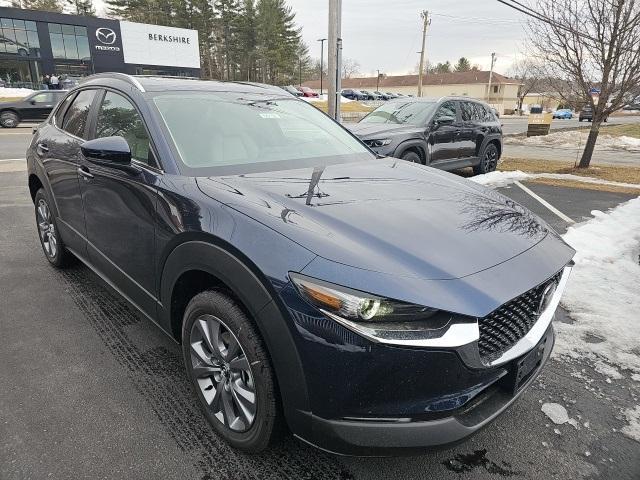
[
  {"left": 483, "top": 147, "right": 498, "bottom": 172},
  {"left": 37, "top": 199, "right": 57, "bottom": 258},
  {"left": 190, "top": 314, "right": 257, "bottom": 432}
]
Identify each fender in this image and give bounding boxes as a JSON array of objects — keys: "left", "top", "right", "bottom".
[
  {"left": 475, "top": 133, "right": 502, "bottom": 158},
  {"left": 159, "top": 240, "right": 312, "bottom": 437},
  {"left": 393, "top": 138, "right": 428, "bottom": 164}
]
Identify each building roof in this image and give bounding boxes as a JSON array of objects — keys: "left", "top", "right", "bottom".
[{"left": 303, "top": 71, "right": 521, "bottom": 90}]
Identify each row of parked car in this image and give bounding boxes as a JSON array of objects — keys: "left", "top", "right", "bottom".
[{"left": 279, "top": 85, "right": 412, "bottom": 101}]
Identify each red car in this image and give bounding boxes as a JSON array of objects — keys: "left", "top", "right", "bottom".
[{"left": 297, "top": 86, "right": 319, "bottom": 98}]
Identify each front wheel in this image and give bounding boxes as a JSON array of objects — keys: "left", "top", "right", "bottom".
[
  {"left": 401, "top": 150, "right": 422, "bottom": 164},
  {"left": 473, "top": 143, "right": 500, "bottom": 175},
  {"left": 182, "top": 291, "right": 280, "bottom": 453},
  {"left": 0, "top": 110, "right": 19, "bottom": 128}
]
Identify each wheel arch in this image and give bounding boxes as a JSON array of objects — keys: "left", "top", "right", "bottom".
[
  {"left": 28, "top": 173, "right": 44, "bottom": 203},
  {"left": 0, "top": 108, "right": 21, "bottom": 120},
  {"left": 159, "top": 238, "right": 312, "bottom": 436},
  {"left": 393, "top": 139, "right": 428, "bottom": 164}
]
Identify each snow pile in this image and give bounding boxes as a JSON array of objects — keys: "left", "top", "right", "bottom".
[
  {"left": 541, "top": 403, "right": 570, "bottom": 424},
  {"left": 302, "top": 94, "right": 355, "bottom": 104},
  {"left": 621, "top": 406, "right": 640, "bottom": 442},
  {"left": 506, "top": 130, "right": 640, "bottom": 153},
  {"left": 0, "top": 87, "right": 35, "bottom": 98},
  {"left": 469, "top": 170, "right": 530, "bottom": 187},
  {"left": 470, "top": 170, "right": 640, "bottom": 190},
  {"left": 556, "top": 197, "right": 640, "bottom": 374}
]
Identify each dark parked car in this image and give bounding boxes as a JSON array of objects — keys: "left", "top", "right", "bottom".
[
  {"left": 579, "top": 105, "right": 608, "bottom": 122},
  {"left": 341, "top": 89, "right": 366, "bottom": 101},
  {"left": 360, "top": 90, "right": 377, "bottom": 100},
  {"left": 348, "top": 97, "right": 503, "bottom": 175},
  {"left": 280, "top": 85, "right": 303, "bottom": 97},
  {"left": 28, "top": 74, "right": 574, "bottom": 455},
  {"left": 0, "top": 90, "right": 68, "bottom": 128}
]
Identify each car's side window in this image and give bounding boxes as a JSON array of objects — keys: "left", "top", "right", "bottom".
[
  {"left": 483, "top": 105, "right": 496, "bottom": 121},
  {"left": 54, "top": 93, "right": 75, "bottom": 126},
  {"left": 95, "top": 91, "right": 154, "bottom": 167},
  {"left": 434, "top": 101, "right": 457, "bottom": 122},
  {"left": 31, "top": 93, "right": 55, "bottom": 104},
  {"left": 62, "top": 89, "right": 96, "bottom": 139},
  {"left": 460, "top": 101, "right": 477, "bottom": 122},
  {"left": 471, "top": 103, "right": 487, "bottom": 122}
]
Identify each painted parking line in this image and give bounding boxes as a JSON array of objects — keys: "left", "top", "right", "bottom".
[
  {"left": 0, "top": 158, "right": 26, "bottom": 162},
  {"left": 514, "top": 181, "right": 576, "bottom": 224}
]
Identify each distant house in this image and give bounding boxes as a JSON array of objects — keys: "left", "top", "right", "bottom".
[{"left": 303, "top": 71, "right": 523, "bottom": 114}]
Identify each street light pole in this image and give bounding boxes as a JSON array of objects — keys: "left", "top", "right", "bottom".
[
  {"left": 318, "top": 38, "right": 327, "bottom": 96},
  {"left": 328, "top": 0, "right": 342, "bottom": 121},
  {"left": 376, "top": 69, "right": 380, "bottom": 93}
]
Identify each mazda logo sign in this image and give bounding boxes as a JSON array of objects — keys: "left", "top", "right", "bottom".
[
  {"left": 537, "top": 281, "right": 558, "bottom": 315},
  {"left": 96, "top": 28, "right": 117, "bottom": 45}
]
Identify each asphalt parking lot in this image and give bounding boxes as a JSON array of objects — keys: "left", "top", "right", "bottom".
[{"left": 1, "top": 131, "right": 638, "bottom": 479}]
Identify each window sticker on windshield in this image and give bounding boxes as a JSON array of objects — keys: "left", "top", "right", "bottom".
[{"left": 259, "top": 113, "right": 281, "bottom": 119}]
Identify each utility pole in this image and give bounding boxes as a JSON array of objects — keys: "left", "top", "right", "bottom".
[
  {"left": 376, "top": 69, "right": 381, "bottom": 93},
  {"left": 318, "top": 38, "right": 327, "bottom": 96},
  {"left": 328, "top": 0, "right": 343, "bottom": 121},
  {"left": 417, "top": 10, "right": 430, "bottom": 97},
  {"left": 487, "top": 52, "right": 496, "bottom": 103}
]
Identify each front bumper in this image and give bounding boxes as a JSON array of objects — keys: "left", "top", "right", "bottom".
[{"left": 297, "top": 324, "right": 555, "bottom": 456}]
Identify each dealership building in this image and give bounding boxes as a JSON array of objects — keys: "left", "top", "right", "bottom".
[{"left": 0, "top": 7, "right": 200, "bottom": 88}]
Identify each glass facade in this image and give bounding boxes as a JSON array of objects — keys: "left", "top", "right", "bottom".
[
  {"left": 48, "top": 22, "right": 90, "bottom": 61},
  {"left": 0, "top": 17, "right": 40, "bottom": 57}
]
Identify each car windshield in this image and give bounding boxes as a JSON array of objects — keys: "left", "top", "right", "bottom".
[
  {"left": 359, "top": 101, "right": 437, "bottom": 126},
  {"left": 152, "top": 92, "right": 372, "bottom": 175}
]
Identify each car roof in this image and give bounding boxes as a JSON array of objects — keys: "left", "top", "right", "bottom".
[{"left": 80, "top": 73, "right": 287, "bottom": 96}]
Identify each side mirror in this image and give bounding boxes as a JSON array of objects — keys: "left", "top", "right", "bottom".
[
  {"left": 81, "top": 136, "right": 131, "bottom": 166},
  {"left": 30, "top": 100, "right": 36, "bottom": 105},
  {"left": 434, "top": 115, "right": 455, "bottom": 127}
]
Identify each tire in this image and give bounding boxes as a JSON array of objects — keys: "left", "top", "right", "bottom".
[
  {"left": 401, "top": 150, "right": 422, "bottom": 164},
  {"left": 34, "top": 188, "right": 73, "bottom": 268},
  {"left": 473, "top": 143, "right": 500, "bottom": 175},
  {"left": 182, "top": 290, "right": 280, "bottom": 453},
  {"left": 0, "top": 110, "right": 19, "bottom": 128}
]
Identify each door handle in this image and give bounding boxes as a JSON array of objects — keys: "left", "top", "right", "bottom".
[
  {"left": 77, "top": 166, "right": 94, "bottom": 180},
  {"left": 36, "top": 143, "right": 49, "bottom": 154}
]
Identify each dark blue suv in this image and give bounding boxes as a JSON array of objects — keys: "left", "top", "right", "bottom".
[{"left": 27, "top": 74, "right": 574, "bottom": 455}]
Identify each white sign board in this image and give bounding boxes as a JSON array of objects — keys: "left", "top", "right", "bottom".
[{"left": 119, "top": 21, "right": 200, "bottom": 69}]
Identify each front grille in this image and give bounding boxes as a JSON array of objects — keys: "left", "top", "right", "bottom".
[{"left": 478, "top": 272, "right": 562, "bottom": 361}]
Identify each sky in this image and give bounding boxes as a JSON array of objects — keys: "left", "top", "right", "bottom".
[
  {"left": 90, "top": 0, "right": 529, "bottom": 77},
  {"left": 286, "top": 0, "right": 530, "bottom": 76}
]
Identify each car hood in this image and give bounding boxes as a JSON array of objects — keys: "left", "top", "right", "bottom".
[
  {"left": 346, "top": 122, "right": 425, "bottom": 139},
  {"left": 196, "top": 159, "right": 553, "bottom": 281}
]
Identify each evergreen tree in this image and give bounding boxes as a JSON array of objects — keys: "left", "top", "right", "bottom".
[
  {"left": 454, "top": 57, "right": 471, "bottom": 72},
  {"left": 22, "top": 0, "right": 64, "bottom": 12},
  {"left": 214, "top": 0, "right": 242, "bottom": 80},
  {"left": 66, "top": 0, "right": 96, "bottom": 16}
]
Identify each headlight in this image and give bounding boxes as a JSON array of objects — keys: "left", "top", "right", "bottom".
[
  {"left": 364, "top": 139, "right": 392, "bottom": 148},
  {"left": 289, "top": 273, "right": 479, "bottom": 347},
  {"left": 290, "top": 273, "right": 438, "bottom": 322}
]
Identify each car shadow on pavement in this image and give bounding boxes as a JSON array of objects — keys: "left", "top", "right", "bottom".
[{"left": 58, "top": 264, "right": 355, "bottom": 480}]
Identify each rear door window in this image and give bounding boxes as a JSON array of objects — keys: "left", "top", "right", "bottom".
[
  {"left": 54, "top": 93, "right": 75, "bottom": 126},
  {"left": 62, "top": 89, "right": 97, "bottom": 139}
]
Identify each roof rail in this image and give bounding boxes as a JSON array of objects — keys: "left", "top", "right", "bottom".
[{"left": 80, "top": 72, "right": 146, "bottom": 92}]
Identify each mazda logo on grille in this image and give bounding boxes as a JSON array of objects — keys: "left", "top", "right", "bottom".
[
  {"left": 96, "top": 28, "right": 117, "bottom": 45},
  {"left": 538, "top": 281, "right": 558, "bottom": 315}
]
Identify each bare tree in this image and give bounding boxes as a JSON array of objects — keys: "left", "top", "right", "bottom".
[
  {"left": 528, "top": 0, "right": 640, "bottom": 168},
  {"left": 508, "top": 58, "right": 545, "bottom": 114},
  {"left": 341, "top": 58, "right": 361, "bottom": 79}
]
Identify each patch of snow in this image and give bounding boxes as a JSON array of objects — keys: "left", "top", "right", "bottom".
[
  {"left": 542, "top": 403, "right": 569, "bottom": 424},
  {"left": 302, "top": 94, "right": 355, "bottom": 103},
  {"left": 556, "top": 197, "right": 640, "bottom": 374},
  {"left": 585, "top": 451, "right": 591, "bottom": 457},
  {"left": 506, "top": 130, "right": 640, "bottom": 153},
  {"left": 621, "top": 406, "right": 640, "bottom": 443},
  {"left": 632, "top": 374, "right": 640, "bottom": 382},
  {"left": 469, "top": 170, "right": 531, "bottom": 187},
  {"left": 0, "top": 87, "right": 35, "bottom": 98},
  {"left": 470, "top": 170, "right": 640, "bottom": 190},
  {"left": 554, "top": 428, "right": 562, "bottom": 435},
  {"left": 568, "top": 418, "right": 579, "bottom": 429}
]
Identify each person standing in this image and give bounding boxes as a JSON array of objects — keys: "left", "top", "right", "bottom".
[
  {"left": 50, "top": 74, "right": 59, "bottom": 90},
  {"left": 43, "top": 74, "right": 50, "bottom": 90}
]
